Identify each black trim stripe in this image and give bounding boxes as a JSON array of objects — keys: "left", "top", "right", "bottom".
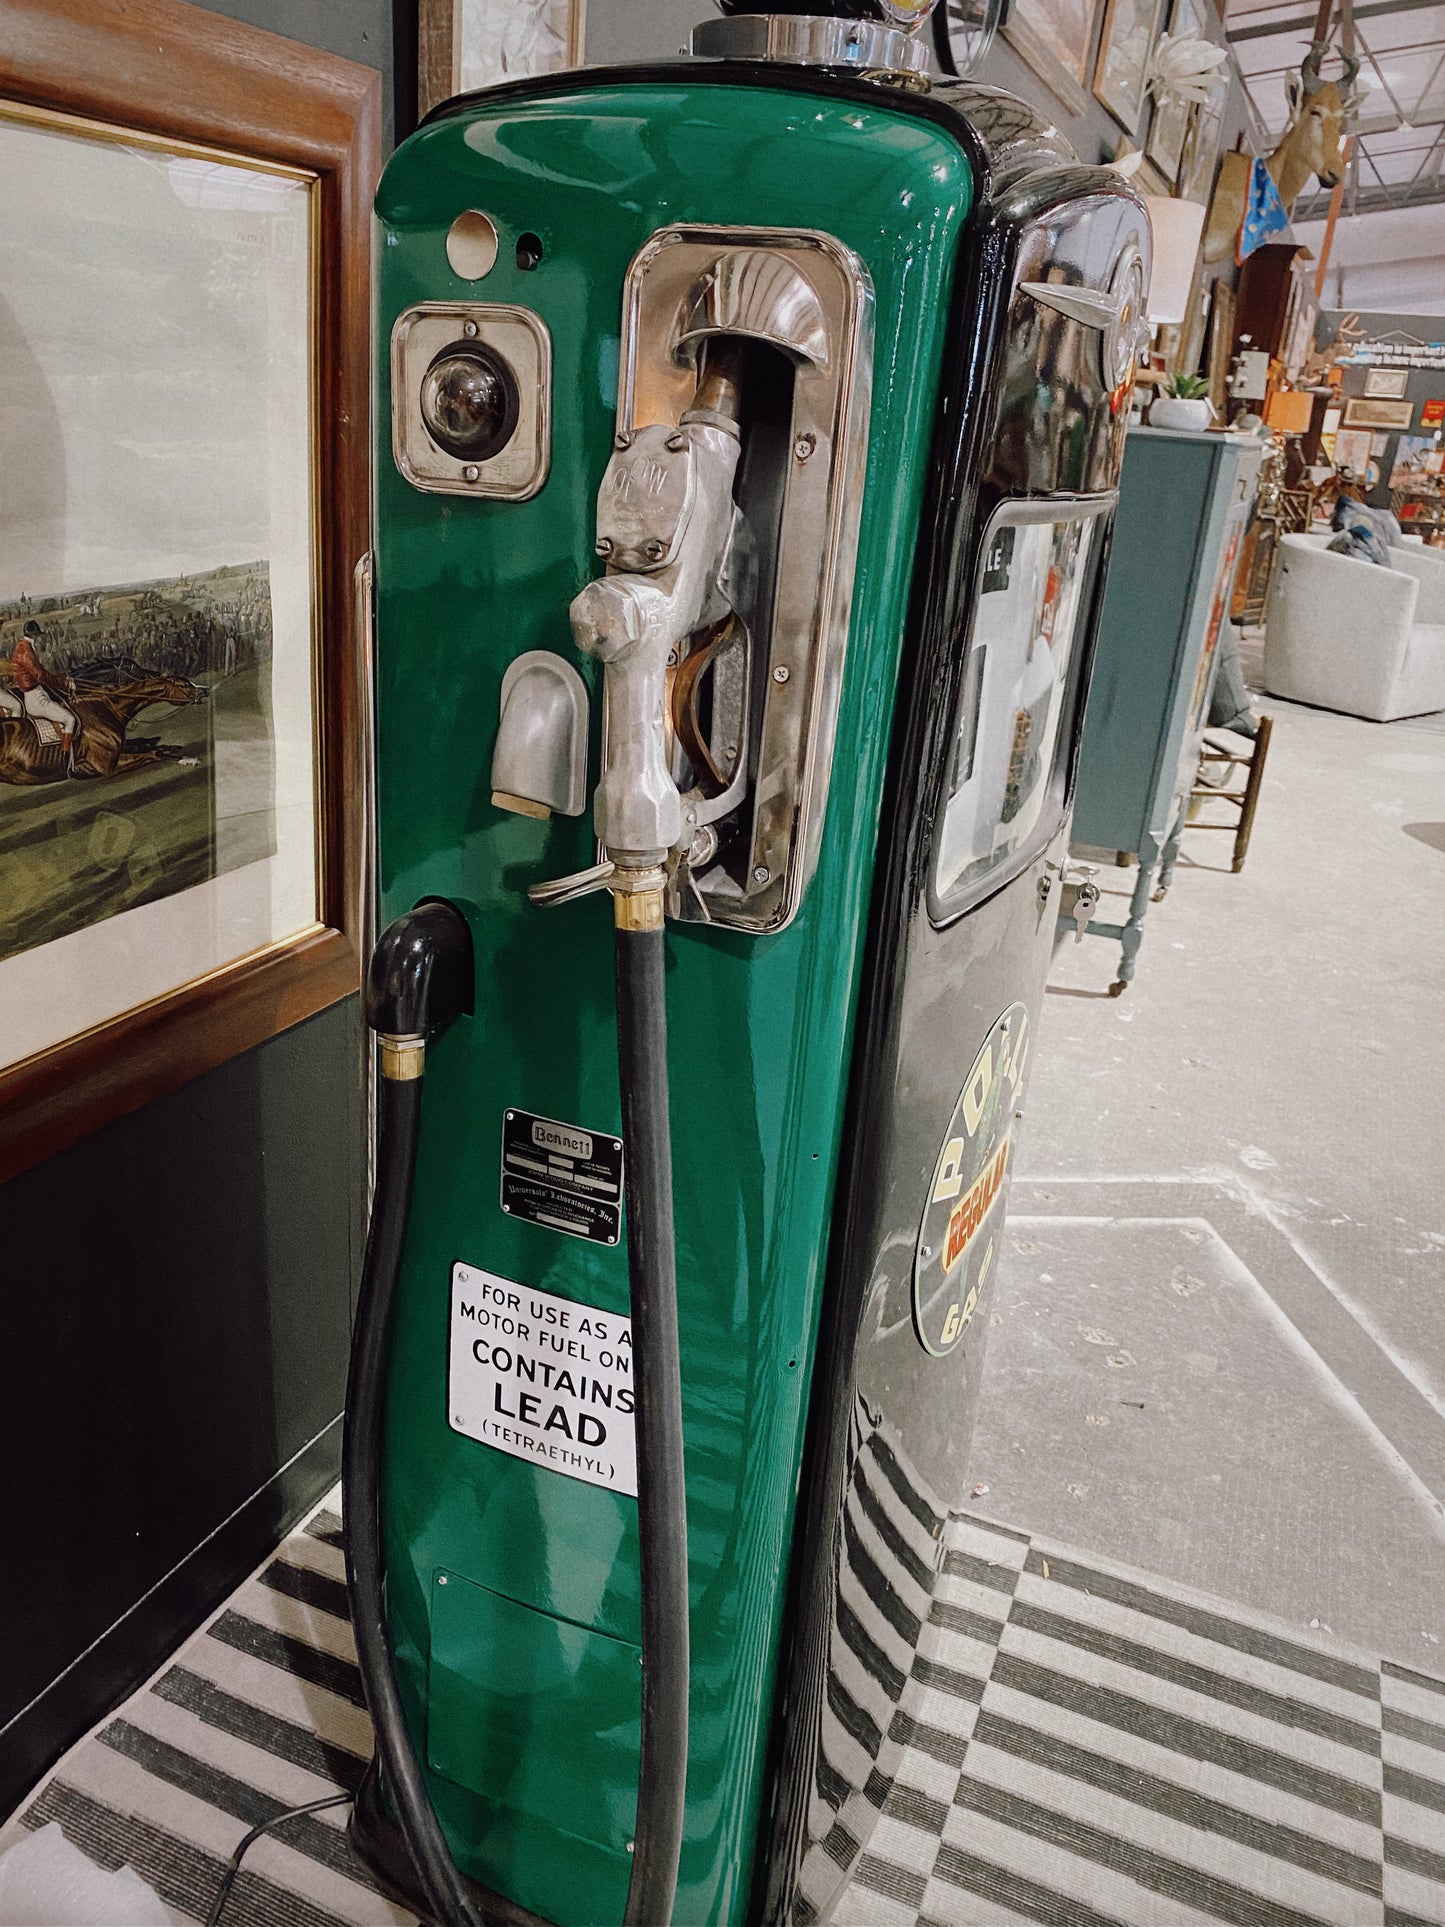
[
  {"left": 853, "top": 1849, "right": 927, "bottom": 1907},
  {"left": 956, "top": 1774, "right": 1335, "bottom": 1927},
  {"left": 989, "top": 1652, "right": 1382, "bottom": 1824},
  {"left": 843, "top": 1504, "right": 922, "bottom": 1647},
  {"left": 1385, "top": 1911, "right": 1445, "bottom": 1927},
  {"left": 817, "top": 1751, "right": 851, "bottom": 1811},
  {"left": 1008, "top": 1598, "right": 1381, "bottom": 1755},
  {"left": 826, "top": 1666, "right": 885, "bottom": 1760},
  {"left": 207, "top": 1610, "right": 365, "bottom": 1708},
  {"left": 880, "top": 1779, "right": 951, "bottom": 1836},
  {"left": 1385, "top": 1661, "right": 1445, "bottom": 1700},
  {"left": 867, "top": 1433, "right": 946, "bottom": 1539},
  {"left": 1022, "top": 1551, "right": 1380, "bottom": 1701},
  {"left": 958, "top": 1510, "right": 1032, "bottom": 1548},
  {"left": 1385, "top": 1832, "right": 1445, "bottom": 1885},
  {"left": 931, "top": 1843, "right": 1130, "bottom": 1927},
  {"left": 258, "top": 1556, "right": 351, "bottom": 1622},
  {"left": 305, "top": 1508, "right": 345, "bottom": 1548},
  {"left": 822, "top": 1818, "right": 861, "bottom": 1871},
  {"left": 854, "top": 1463, "right": 937, "bottom": 1592},
  {"left": 888, "top": 1706, "right": 969, "bottom": 1771},
  {"left": 1386, "top": 1705, "right": 1445, "bottom": 1755},
  {"left": 1386, "top": 1762, "right": 1445, "bottom": 1814},
  {"left": 909, "top": 1653, "right": 988, "bottom": 1704},
  {"left": 150, "top": 1666, "right": 368, "bottom": 1792},
  {"left": 96, "top": 1720, "right": 360, "bottom": 1882},
  {"left": 929, "top": 1596, "right": 1008, "bottom": 1646},
  {"left": 23, "top": 1780, "right": 356, "bottom": 1927},
  {"left": 942, "top": 1546, "right": 1022, "bottom": 1595},
  {"left": 836, "top": 1591, "right": 908, "bottom": 1703},
  {"left": 971, "top": 1708, "right": 1382, "bottom": 1896}
]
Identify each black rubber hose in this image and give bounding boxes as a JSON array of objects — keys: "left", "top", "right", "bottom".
[
  {"left": 614, "top": 922, "right": 689, "bottom": 1927},
  {"left": 345, "top": 1072, "right": 485, "bottom": 1927},
  {"left": 345, "top": 903, "right": 480, "bottom": 1927}
]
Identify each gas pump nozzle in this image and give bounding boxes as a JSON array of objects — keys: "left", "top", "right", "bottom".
[{"left": 532, "top": 340, "right": 746, "bottom": 919}]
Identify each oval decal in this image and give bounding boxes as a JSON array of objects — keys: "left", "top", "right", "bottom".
[{"left": 912, "top": 1002, "right": 1029, "bottom": 1358}]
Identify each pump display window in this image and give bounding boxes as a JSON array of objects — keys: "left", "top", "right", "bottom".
[{"left": 933, "top": 504, "right": 1104, "bottom": 908}]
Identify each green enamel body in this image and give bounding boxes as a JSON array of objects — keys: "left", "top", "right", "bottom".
[{"left": 373, "top": 77, "right": 974, "bottom": 1926}]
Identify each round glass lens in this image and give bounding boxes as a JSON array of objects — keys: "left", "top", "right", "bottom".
[{"left": 420, "top": 344, "right": 519, "bottom": 462}]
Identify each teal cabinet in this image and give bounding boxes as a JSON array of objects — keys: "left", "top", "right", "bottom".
[{"left": 1071, "top": 428, "right": 1262, "bottom": 989}]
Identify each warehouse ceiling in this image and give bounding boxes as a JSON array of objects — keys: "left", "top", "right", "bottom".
[{"left": 1226, "top": 0, "right": 1445, "bottom": 215}]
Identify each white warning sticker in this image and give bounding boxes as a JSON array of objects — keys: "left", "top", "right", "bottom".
[{"left": 448, "top": 1263, "right": 636, "bottom": 1497}]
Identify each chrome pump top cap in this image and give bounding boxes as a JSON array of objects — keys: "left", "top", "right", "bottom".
[
  {"left": 695, "top": 7, "right": 936, "bottom": 75},
  {"left": 715, "top": 0, "right": 937, "bottom": 22}
]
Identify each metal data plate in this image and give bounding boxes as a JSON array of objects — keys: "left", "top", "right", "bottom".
[
  {"left": 499, "top": 1107, "right": 622, "bottom": 1245},
  {"left": 391, "top": 302, "right": 551, "bottom": 500},
  {"left": 617, "top": 226, "right": 874, "bottom": 934}
]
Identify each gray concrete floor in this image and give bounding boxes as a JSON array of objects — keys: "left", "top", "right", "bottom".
[{"left": 970, "top": 661, "right": 1445, "bottom": 1669}]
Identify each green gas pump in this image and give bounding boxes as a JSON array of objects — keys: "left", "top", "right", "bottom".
[{"left": 345, "top": 8, "right": 1150, "bottom": 1924}]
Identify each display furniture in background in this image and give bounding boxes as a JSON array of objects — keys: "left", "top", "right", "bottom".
[
  {"left": 1070, "top": 428, "right": 1263, "bottom": 992},
  {"left": 1264, "top": 534, "right": 1445, "bottom": 721},
  {"left": 1233, "top": 240, "right": 1318, "bottom": 385},
  {"left": 0, "top": 0, "right": 377, "bottom": 1186},
  {"left": 419, "top": 0, "right": 586, "bottom": 117},
  {"left": 1187, "top": 716, "right": 1274, "bottom": 874},
  {"left": 1230, "top": 440, "right": 1286, "bottom": 622}
]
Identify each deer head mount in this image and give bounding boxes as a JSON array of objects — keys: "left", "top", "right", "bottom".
[{"left": 1276, "top": 40, "right": 1363, "bottom": 205}]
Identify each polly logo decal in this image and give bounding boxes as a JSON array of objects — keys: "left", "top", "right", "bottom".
[{"left": 913, "top": 1003, "right": 1028, "bottom": 1358}]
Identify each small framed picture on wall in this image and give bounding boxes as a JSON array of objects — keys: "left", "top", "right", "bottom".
[{"left": 1362, "top": 367, "right": 1410, "bottom": 399}]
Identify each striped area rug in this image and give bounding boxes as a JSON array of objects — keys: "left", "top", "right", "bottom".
[{"left": 5, "top": 1497, "right": 1443, "bottom": 1926}]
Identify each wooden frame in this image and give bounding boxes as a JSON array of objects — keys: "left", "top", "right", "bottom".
[
  {"left": 1362, "top": 366, "right": 1409, "bottom": 399},
  {"left": 420, "top": 0, "right": 588, "bottom": 121},
  {"left": 1093, "top": 0, "right": 1164, "bottom": 134},
  {"left": 1344, "top": 397, "right": 1415, "bottom": 430},
  {"left": 1003, "top": 0, "right": 1098, "bottom": 117},
  {"left": 0, "top": 0, "right": 381, "bottom": 1185}
]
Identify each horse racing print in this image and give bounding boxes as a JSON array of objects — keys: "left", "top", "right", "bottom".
[{"left": 0, "top": 562, "right": 275, "bottom": 964}]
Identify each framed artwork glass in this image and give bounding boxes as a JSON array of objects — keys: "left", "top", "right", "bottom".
[
  {"left": 421, "top": 0, "right": 588, "bottom": 117},
  {"left": 1094, "top": 0, "right": 1164, "bottom": 134},
  {"left": 0, "top": 3, "right": 379, "bottom": 1183},
  {"left": 1147, "top": 0, "right": 1209, "bottom": 184},
  {"left": 1344, "top": 397, "right": 1415, "bottom": 430},
  {"left": 1004, "top": 0, "right": 1100, "bottom": 117},
  {"left": 1363, "top": 366, "right": 1410, "bottom": 399}
]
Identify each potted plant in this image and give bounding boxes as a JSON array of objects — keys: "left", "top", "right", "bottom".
[{"left": 1150, "top": 372, "right": 1214, "bottom": 432}]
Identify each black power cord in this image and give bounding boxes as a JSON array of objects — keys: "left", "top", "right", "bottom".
[{"left": 203, "top": 1791, "right": 352, "bottom": 1927}]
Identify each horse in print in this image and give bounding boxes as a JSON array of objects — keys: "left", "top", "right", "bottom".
[{"left": 0, "top": 657, "right": 204, "bottom": 787}]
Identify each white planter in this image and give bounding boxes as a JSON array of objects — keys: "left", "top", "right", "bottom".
[{"left": 1150, "top": 396, "right": 1213, "bottom": 432}]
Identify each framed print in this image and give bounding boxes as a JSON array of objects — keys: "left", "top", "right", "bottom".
[
  {"left": 420, "top": 0, "right": 587, "bottom": 118},
  {"left": 1344, "top": 397, "right": 1415, "bottom": 430},
  {"left": 0, "top": 1, "right": 380, "bottom": 1182},
  {"left": 1331, "top": 427, "right": 1373, "bottom": 475},
  {"left": 1004, "top": 0, "right": 1099, "bottom": 117},
  {"left": 1362, "top": 366, "right": 1410, "bottom": 399},
  {"left": 1423, "top": 398, "right": 1445, "bottom": 427},
  {"left": 1094, "top": 0, "right": 1164, "bottom": 133},
  {"left": 1180, "top": 92, "right": 1225, "bottom": 202},
  {"left": 1147, "top": 0, "right": 1209, "bottom": 183}
]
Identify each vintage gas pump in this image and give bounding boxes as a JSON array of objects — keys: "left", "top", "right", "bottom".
[{"left": 346, "top": 7, "right": 1149, "bottom": 1925}]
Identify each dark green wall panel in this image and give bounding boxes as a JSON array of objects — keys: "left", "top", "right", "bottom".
[{"left": 0, "top": 0, "right": 389, "bottom": 1822}]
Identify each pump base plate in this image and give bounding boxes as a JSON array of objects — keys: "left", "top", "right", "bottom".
[{"left": 348, "top": 1758, "right": 559, "bottom": 1927}]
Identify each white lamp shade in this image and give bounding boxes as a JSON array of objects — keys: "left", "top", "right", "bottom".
[{"left": 1144, "top": 196, "right": 1207, "bottom": 325}]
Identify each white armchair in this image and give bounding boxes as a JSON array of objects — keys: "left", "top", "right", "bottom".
[{"left": 1264, "top": 534, "right": 1445, "bottom": 721}]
